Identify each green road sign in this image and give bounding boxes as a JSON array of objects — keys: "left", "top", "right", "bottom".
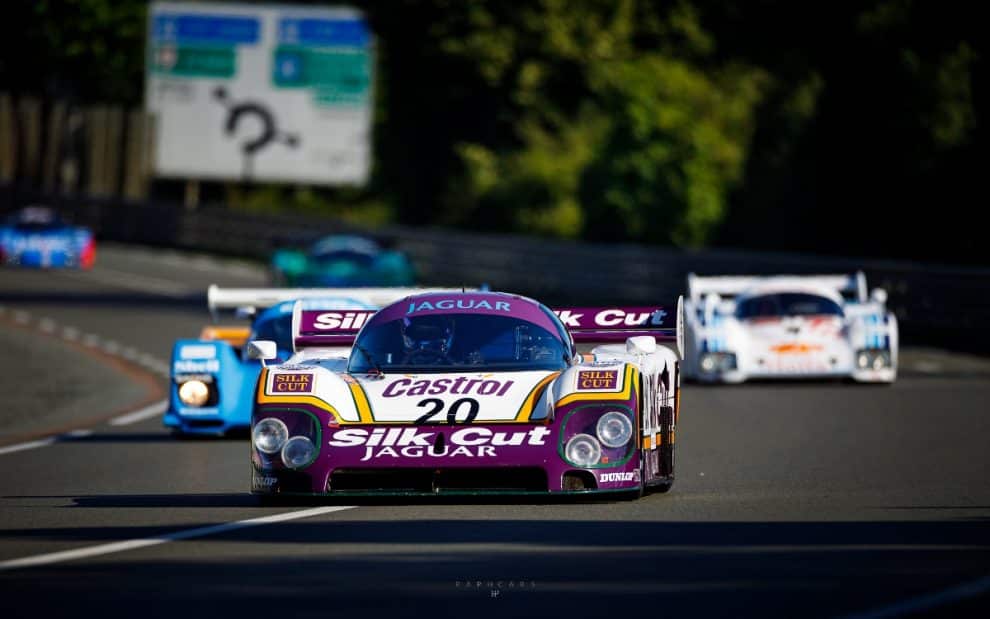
[{"left": 272, "top": 46, "right": 370, "bottom": 105}]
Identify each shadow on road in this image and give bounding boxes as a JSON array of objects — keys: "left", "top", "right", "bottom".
[{"left": 1, "top": 518, "right": 988, "bottom": 617}]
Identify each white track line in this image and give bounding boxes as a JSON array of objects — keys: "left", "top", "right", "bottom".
[
  {"left": 840, "top": 573, "right": 990, "bottom": 618},
  {"left": 109, "top": 400, "right": 168, "bottom": 426},
  {"left": 0, "top": 437, "right": 57, "bottom": 456},
  {"left": 0, "top": 400, "right": 169, "bottom": 456},
  {"left": 0, "top": 505, "right": 356, "bottom": 571}
]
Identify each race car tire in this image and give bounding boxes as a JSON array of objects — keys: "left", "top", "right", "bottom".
[
  {"left": 646, "top": 405, "right": 676, "bottom": 494},
  {"left": 650, "top": 480, "right": 674, "bottom": 494}
]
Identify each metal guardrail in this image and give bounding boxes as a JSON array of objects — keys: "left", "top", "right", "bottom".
[{"left": 46, "top": 202, "right": 990, "bottom": 353}]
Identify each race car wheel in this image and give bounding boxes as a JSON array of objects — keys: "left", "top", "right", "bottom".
[
  {"left": 651, "top": 480, "right": 673, "bottom": 494},
  {"left": 646, "top": 405, "right": 675, "bottom": 494},
  {"left": 659, "top": 405, "right": 674, "bottom": 476}
]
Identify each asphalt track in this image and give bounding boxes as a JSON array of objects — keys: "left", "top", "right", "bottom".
[{"left": 0, "top": 244, "right": 989, "bottom": 618}]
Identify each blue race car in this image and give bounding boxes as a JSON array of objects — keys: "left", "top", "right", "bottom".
[
  {"left": 164, "top": 286, "right": 448, "bottom": 436},
  {"left": 0, "top": 206, "right": 95, "bottom": 269},
  {"left": 270, "top": 234, "right": 416, "bottom": 287}
]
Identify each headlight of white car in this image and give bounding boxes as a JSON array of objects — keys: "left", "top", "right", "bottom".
[
  {"left": 699, "top": 352, "right": 737, "bottom": 373},
  {"left": 253, "top": 418, "right": 289, "bottom": 454},
  {"left": 565, "top": 433, "right": 602, "bottom": 467},
  {"left": 596, "top": 411, "right": 633, "bottom": 448},
  {"left": 856, "top": 349, "right": 891, "bottom": 370},
  {"left": 178, "top": 380, "right": 210, "bottom": 407}
]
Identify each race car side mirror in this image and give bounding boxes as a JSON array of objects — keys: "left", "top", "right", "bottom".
[
  {"left": 246, "top": 340, "right": 278, "bottom": 364},
  {"left": 626, "top": 335, "right": 657, "bottom": 355},
  {"left": 870, "top": 288, "right": 888, "bottom": 304}
]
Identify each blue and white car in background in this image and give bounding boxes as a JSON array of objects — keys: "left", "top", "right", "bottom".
[
  {"left": 164, "top": 286, "right": 468, "bottom": 436},
  {"left": 0, "top": 206, "right": 95, "bottom": 269},
  {"left": 683, "top": 272, "right": 898, "bottom": 383}
]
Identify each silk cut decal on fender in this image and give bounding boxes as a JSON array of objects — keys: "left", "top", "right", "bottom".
[
  {"left": 557, "top": 366, "right": 638, "bottom": 408},
  {"left": 576, "top": 369, "right": 618, "bottom": 390},
  {"left": 267, "top": 372, "right": 315, "bottom": 394}
]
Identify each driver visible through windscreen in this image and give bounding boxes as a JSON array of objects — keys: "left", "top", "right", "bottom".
[
  {"left": 735, "top": 293, "right": 844, "bottom": 319},
  {"left": 349, "top": 313, "right": 569, "bottom": 373}
]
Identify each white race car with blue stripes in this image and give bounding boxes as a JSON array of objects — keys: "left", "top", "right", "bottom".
[{"left": 683, "top": 272, "right": 897, "bottom": 383}]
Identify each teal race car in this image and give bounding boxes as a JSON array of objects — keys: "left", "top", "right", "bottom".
[{"left": 270, "top": 235, "right": 416, "bottom": 287}]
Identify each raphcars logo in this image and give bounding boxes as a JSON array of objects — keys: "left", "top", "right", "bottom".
[{"left": 328, "top": 426, "right": 552, "bottom": 461}]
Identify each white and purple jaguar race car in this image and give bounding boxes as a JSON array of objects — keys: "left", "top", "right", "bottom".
[
  {"left": 247, "top": 291, "right": 684, "bottom": 499},
  {"left": 683, "top": 272, "right": 897, "bottom": 383}
]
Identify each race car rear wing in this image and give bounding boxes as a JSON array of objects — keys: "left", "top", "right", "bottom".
[
  {"left": 292, "top": 306, "right": 378, "bottom": 350},
  {"left": 686, "top": 272, "right": 868, "bottom": 303},
  {"left": 208, "top": 285, "right": 473, "bottom": 320},
  {"left": 554, "top": 298, "right": 684, "bottom": 358}
]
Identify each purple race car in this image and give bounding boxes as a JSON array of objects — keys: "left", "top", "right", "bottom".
[{"left": 248, "top": 291, "right": 684, "bottom": 499}]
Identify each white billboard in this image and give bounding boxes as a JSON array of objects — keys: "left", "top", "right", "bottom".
[{"left": 146, "top": 2, "right": 372, "bottom": 185}]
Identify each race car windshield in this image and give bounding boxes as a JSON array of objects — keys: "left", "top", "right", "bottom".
[
  {"left": 312, "top": 250, "right": 375, "bottom": 267},
  {"left": 736, "top": 293, "right": 844, "bottom": 319},
  {"left": 349, "top": 314, "right": 568, "bottom": 373},
  {"left": 8, "top": 208, "right": 62, "bottom": 230}
]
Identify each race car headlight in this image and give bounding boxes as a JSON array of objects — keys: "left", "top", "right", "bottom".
[
  {"left": 565, "top": 433, "right": 602, "bottom": 467},
  {"left": 178, "top": 380, "right": 210, "bottom": 407},
  {"left": 253, "top": 418, "right": 289, "bottom": 454},
  {"left": 856, "top": 349, "right": 891, "bottom": 370},
  {"left": 281, "top": 436, "right": 316, "bottom": 469},
  {"left": 596, "top": 411, "right": 633, "bottom": 448},
  {"left": 699, "top": 352, "right": 737, "bottom": 373}
]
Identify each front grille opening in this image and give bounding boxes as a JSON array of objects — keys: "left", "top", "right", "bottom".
[
  {"left": 435, "top": 468, "right": 546, "bottom": 492},
  {"left": 275, "top": 470, "right": 313, "bottom": 493},
  {"left": 562, "top": 471, "right": 597, "bottom": 491},
  {"left": 331, "top": 469, "right": 434, "bottom": 492},
  {"left": 329, "top": 467, "right": 548, "bottom": 493}
]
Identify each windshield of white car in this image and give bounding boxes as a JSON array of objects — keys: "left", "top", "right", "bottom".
[
  {"left": 348, "top": 313, "right": 568, "bottom": 373},
  {"left": 735, "top": 293, "right": 843, "bottom": 319}
]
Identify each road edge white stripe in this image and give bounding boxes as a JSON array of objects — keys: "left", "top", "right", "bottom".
[
  {"left": 109, "top": 400, "right": 168, "bottom": 426},
  {"left": 0, "top": 506, "right": 356, "bottom": 571},
  {"left": 0, "top": 399, "right": 170, "bottom": 456},
  {"left": 0, "top": 438, "right": 57, "bottom": 456},
  {"left": 840, "top": 573, "right": 990, "bottom": 619}
]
